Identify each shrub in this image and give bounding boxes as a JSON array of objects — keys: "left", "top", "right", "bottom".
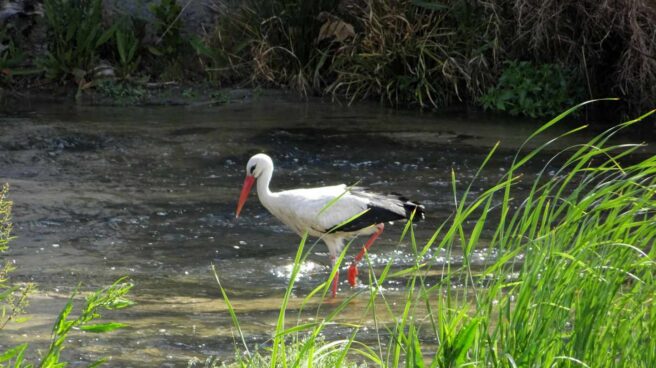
[
  {"left": 511, "top": 0, "right": 656, "bottom": 117},
  {"left": 480, "top": 60, "right": 585, "bottom": 118},
  {"left": 206, "top": 0, "right": 341, "bottom": 94},
  {"left": 326, "top": 0, "right": 503, "bottom": 108},
  {"left": 207, "top": 0, "right": 502, "bottom": 106}
]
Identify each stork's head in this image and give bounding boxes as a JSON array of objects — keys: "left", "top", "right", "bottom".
[{"left": 236, "top": 153, "right": 273, "bottom": 218}]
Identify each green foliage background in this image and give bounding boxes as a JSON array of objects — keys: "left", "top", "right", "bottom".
[{"left": 1, "top": 0, "right": 655, "bottom": 119}]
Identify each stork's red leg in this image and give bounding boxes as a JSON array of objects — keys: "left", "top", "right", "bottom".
[
  {"left": 331, "top": 268, "right": 339, "bottom": 298},
  {"left": 329, "top": 255, "right": 339, "bottom": 298},
  {"left": 348, "top": 223, "right": 385, "bottom": 286}
]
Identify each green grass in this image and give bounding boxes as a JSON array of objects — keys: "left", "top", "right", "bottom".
[{"left": 207, "top": 102, "right": 656, "bottom": 367}]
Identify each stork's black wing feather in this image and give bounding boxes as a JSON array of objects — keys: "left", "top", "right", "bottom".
[{"left": 326, "top": 189, "right": 425, "bottom": 233}]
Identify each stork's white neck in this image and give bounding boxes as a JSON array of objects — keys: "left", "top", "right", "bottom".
[{"left": 256, "top": 164, "right": 276, "bottom": 204}]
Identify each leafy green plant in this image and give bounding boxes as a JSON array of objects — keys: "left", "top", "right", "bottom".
[
  {"left": 480, "top": 60, "right": 585, "bottom": 117},
  {"left": 210, "top": 102, "right": 656, "bottom": 367},
  {"left": 40, "top": 0, "right": 116, "bottom": 84},
  {"left": 1, "top": 184, "right": 133, "bottom": 367},
  {"left": 38, "top": 278, "right": 133, "bottom": 367},
  {"left": 1, "top": 278, "right": 133, "bottom": 368},
  {"left": 114, "top": 19, "right": 142, "bottom": 80}
]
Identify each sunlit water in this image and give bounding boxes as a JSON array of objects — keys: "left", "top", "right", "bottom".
[{"left": 0, "top": 94, "right": 630, "bottom": 366}]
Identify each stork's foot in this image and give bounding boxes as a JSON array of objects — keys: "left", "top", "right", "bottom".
[
  {"left": 347, "top": 263, "right": 358, "bottom": 286},
  {"left": 348, "top": 223, "right": 385, "bottom": 287}
]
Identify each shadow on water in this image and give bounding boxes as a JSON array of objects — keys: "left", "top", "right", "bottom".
[{"left": 1, "top": 95, "right": 649, "bottom": 366}]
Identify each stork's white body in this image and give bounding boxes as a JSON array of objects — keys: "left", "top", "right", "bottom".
[
  {"left": 236, "top": 153, "right": 424, "bottom": 296},
  {"left": 257, "top": 182, "right": 377, "bottom": 257}
]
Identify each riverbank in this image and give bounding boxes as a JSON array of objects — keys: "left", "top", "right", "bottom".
[
  {"left": 1, "top": 82, "right": 257, "bottom": 107},
  {"left": 1, "top": 0, "right": 654, "bottom": 124}
]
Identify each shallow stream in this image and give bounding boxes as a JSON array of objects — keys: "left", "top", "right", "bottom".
[{"left": 1, "top": 95, "right": 643, "bottom": 366}]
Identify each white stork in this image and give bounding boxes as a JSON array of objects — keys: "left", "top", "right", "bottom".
[{"left": 235, "top": 153, "right": 424, "bottom": 297}]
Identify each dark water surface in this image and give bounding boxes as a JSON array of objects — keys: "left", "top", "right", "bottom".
[{"left": 1, "top": 95, "right": 645, "bottom": 366}]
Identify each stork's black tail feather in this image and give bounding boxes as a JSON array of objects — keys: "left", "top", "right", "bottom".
[
  {"left": 390, "top": 192, "right": 425, "bottom": 221},
  {"left": 403, "top": 201, "right": 425, "bottom": 221}
]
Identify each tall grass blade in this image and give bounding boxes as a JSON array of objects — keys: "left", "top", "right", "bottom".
[{"left": 211, "top": 264, "right": 251, "bottom": 358}]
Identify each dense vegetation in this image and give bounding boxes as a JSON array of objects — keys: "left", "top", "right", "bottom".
[
  {"left": 1, "top": 0, "right": 655, "bottom": 120},
  {"left": 204, "top": 104, "right": 656, "bottom": 367}
]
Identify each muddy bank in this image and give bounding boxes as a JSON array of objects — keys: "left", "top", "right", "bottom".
[{"left": 1, "top": 84, "right": 258, "bottom": 107}]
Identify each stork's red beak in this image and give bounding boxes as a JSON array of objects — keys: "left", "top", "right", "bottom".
[{"left": 236, "top": 175, "right": 255, "bottom": 218}]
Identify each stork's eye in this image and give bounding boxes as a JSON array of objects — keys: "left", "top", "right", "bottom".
[{"left": 250, "top": 165, "right": 256, "bottom": 174}]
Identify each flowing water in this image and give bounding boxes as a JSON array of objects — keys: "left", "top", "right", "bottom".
[{"left": 0, "top": 95, "right": 641, "bottom": 366}]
